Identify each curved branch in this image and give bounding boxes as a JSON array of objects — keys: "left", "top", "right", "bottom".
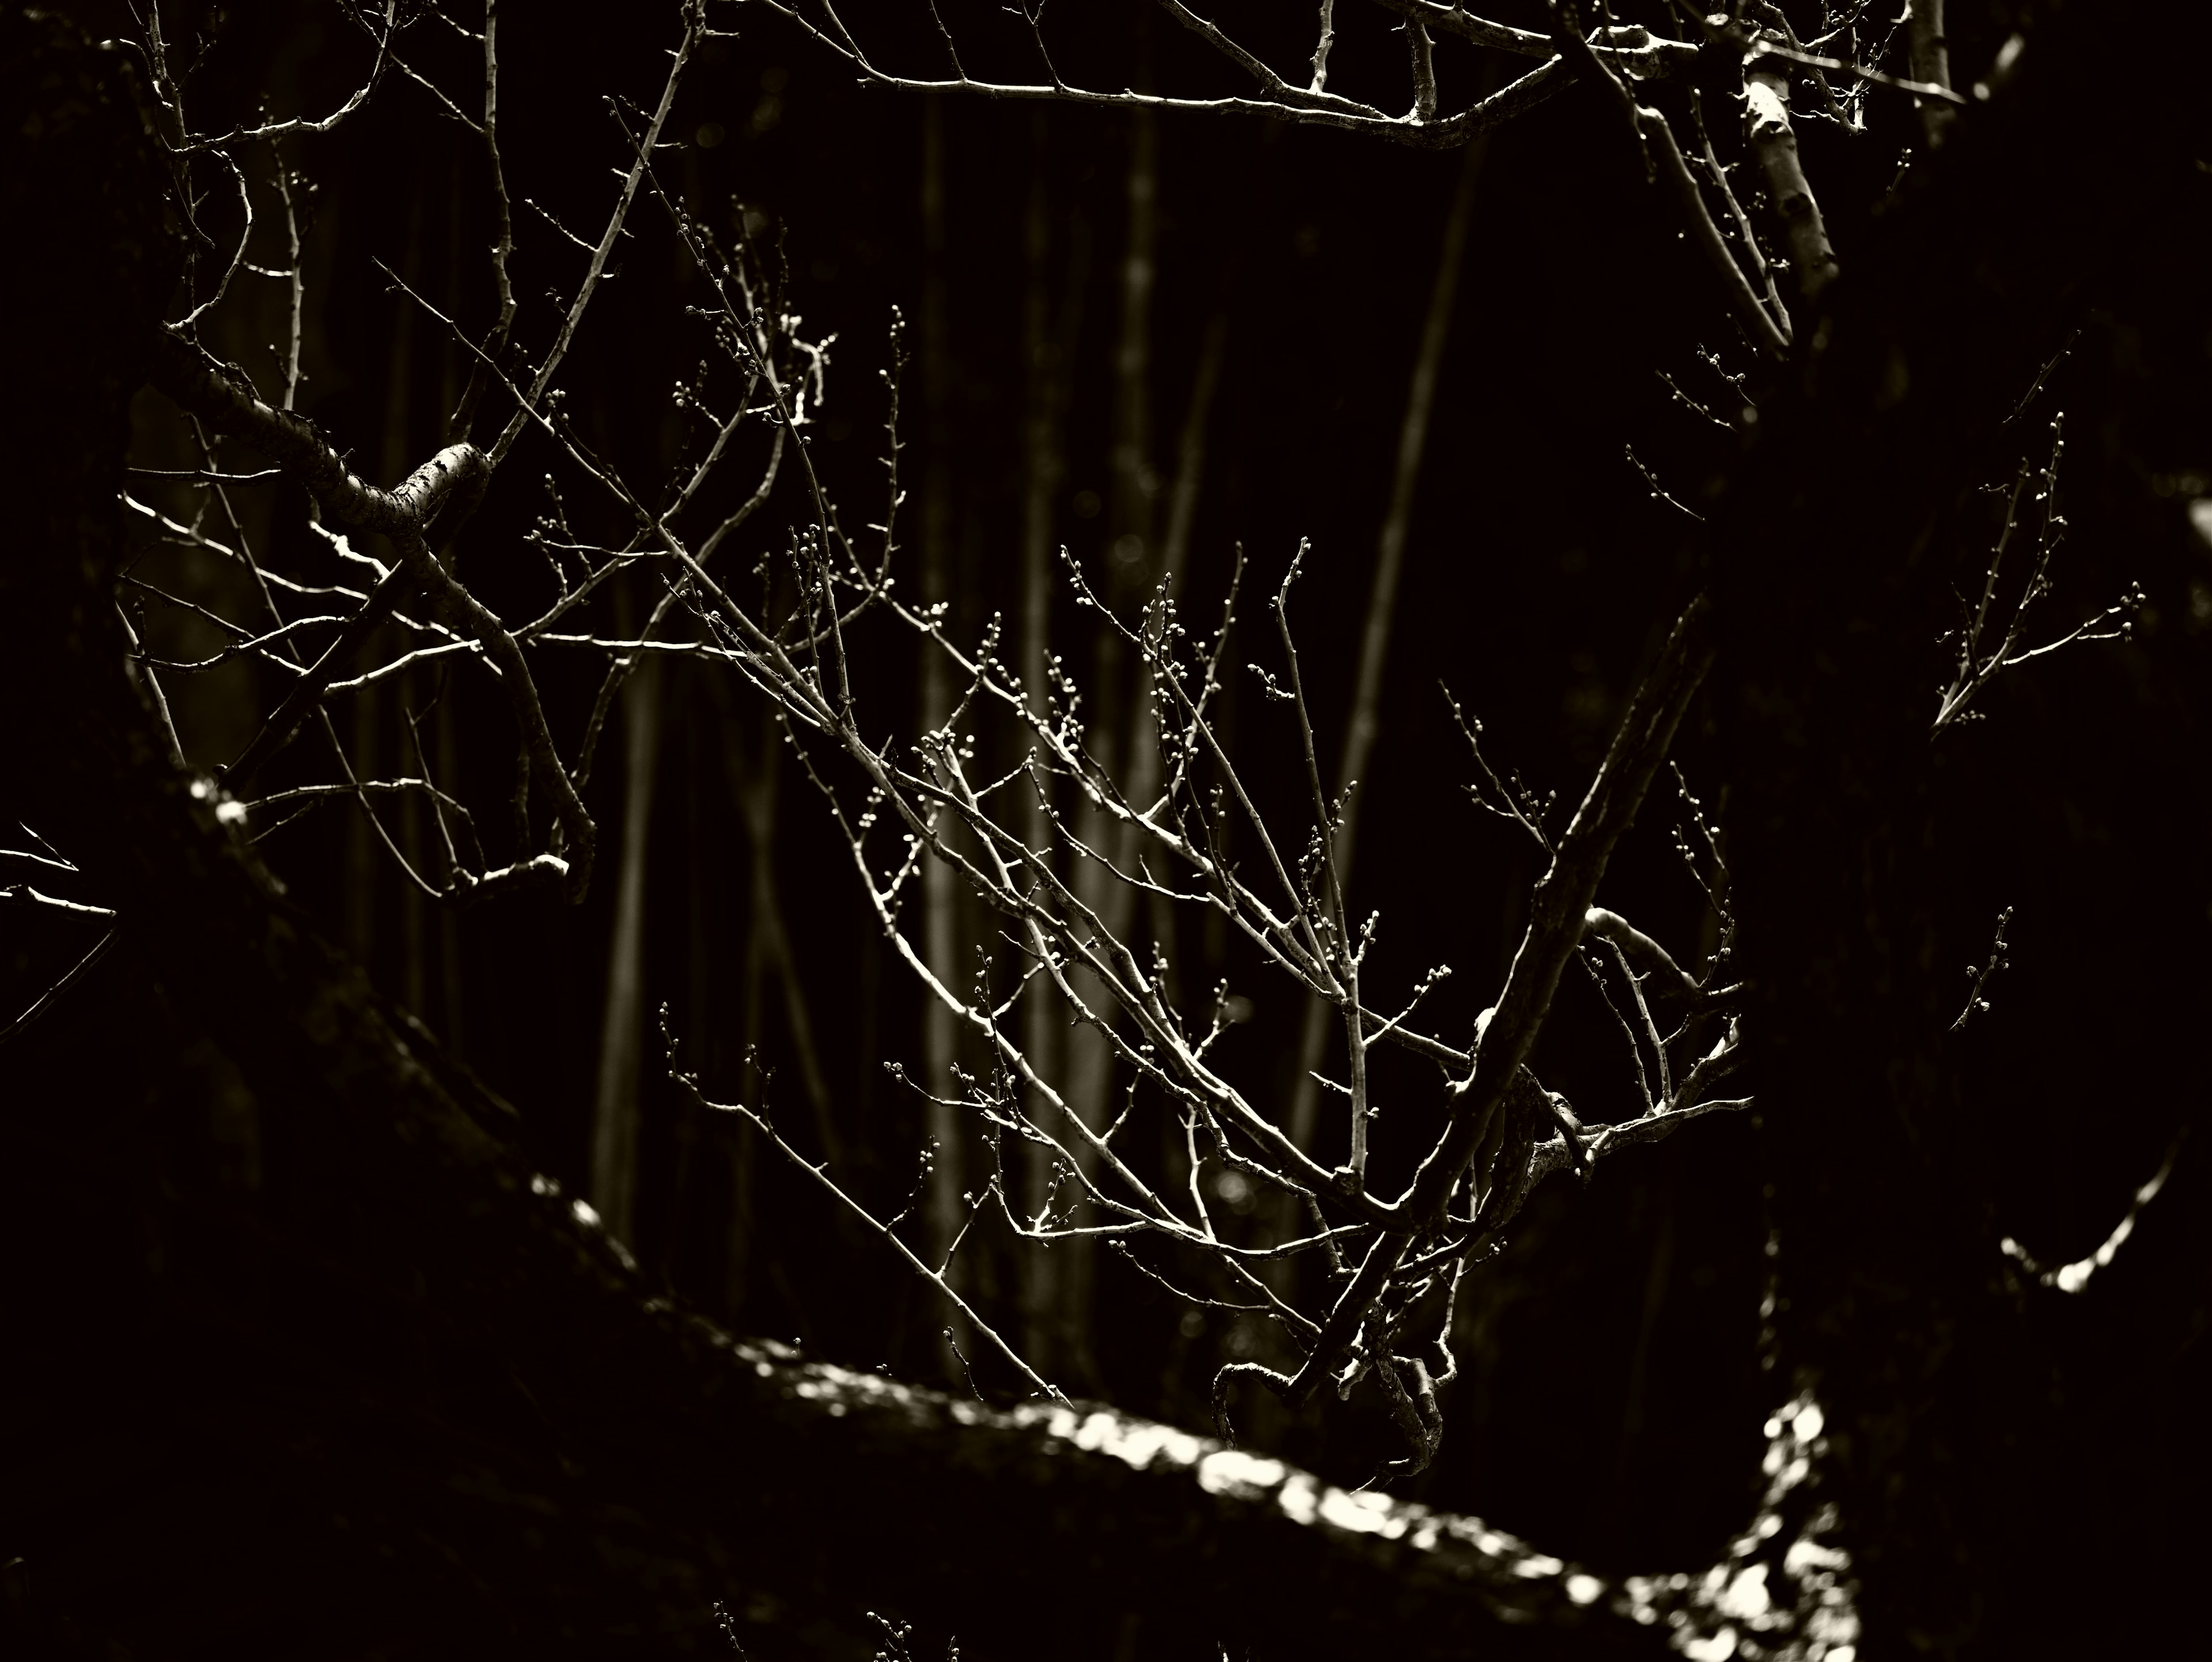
[{"left": 144, "top": 331, "right": 596, "bottom": 900}]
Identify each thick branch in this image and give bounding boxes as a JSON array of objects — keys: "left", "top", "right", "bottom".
[
  {"left": 1744, "top": 40, "right": 1838, "bottom": 299},
  {"left": 149, "top": 331, "right": 479, "bottom": 536},
  {"left": 1404, "top": 596, "right": 1714, "bottom": 1225},
  {"left": 1907, "top": 0, "right": 1956, "bottom": 146},
  {"left": 145, "top": 331, "right": 594, "bottom": 899},
  {"left": 1283, "top": 601, "right": 1713, "bottom": 1404}
]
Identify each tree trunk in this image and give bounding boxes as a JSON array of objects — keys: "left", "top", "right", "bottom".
[
  {"left": 1702, "top": 17, "right": 2210, "bottom": 1654},
  {"left": 916, "top": 94, "right": 969, "bottom": 1375},
  {"left": 589, "top": 620, "right": 661, "bottom": 1247},
  {"left": 1020, "top": 105, "right": 1077, "bottom": 1379},
  {"left": 1058, "top": 78, "right": 1164, "bottom": 1385}
]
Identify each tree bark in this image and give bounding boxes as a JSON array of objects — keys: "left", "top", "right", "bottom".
[{"left": 1702, "top": 12, "right": 2210, "bottom": 1653}]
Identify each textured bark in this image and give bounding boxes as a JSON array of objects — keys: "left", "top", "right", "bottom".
[{"left": 1703, "top": 8, "right": 2209, "bottom": 1655}]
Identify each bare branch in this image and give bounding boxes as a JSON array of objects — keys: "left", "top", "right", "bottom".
[
  {"left": 673, "top": 1027, "right": 1069, "bottom": 1403},
  {"left": 746, "top": 0, "right": 1583, "bottom": 149}
]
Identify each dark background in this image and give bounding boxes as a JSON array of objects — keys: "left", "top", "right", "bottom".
[{"left": 12, "top": 0, "right": 2212, "bottom": 1646}]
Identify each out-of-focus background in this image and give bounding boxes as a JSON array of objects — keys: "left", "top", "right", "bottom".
[{"left": 16, "top": 0, "right": 2212, "bottom": 1614}]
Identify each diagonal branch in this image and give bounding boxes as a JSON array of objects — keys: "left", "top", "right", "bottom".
[{"left": 145, "top": 331, "right": 595, "bottom": 900}]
